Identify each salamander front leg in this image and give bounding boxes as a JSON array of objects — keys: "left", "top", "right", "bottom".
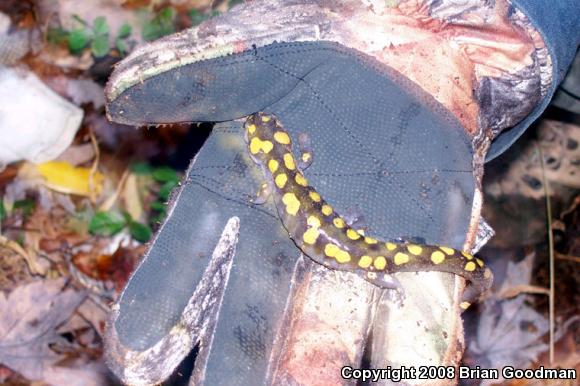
[
  {"left": 297, "top": 133, "right": 314, "bottom": 170},
  {"left": 250, "top": 182, "right": 272, "bottom": 205}
]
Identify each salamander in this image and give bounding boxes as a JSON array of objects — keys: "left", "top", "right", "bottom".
[{"left": 244, "top": 112, "right": 493, "bottom": 306}]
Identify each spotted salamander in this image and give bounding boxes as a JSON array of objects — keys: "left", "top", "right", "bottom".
[{"left": 245, "top": 112, "right": 492, "bottom": 307}]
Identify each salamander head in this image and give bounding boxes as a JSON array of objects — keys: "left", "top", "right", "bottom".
[{"left": 245, "top": 112, "right": 290, "bottom": 164}]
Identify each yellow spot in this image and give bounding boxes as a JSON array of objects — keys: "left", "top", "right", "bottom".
[
  {"left": 249, "top": 137, "right": 261, "bottom": 154},
  {"left": 301, "top": 153, "right": 311, "bottom": 163},
  {"left": 261, "top": 115, "right": 271, "bottom": 122},
  {"left": 307, "top": 215, "right": 321, "bottom": 228},
  {"left": 364, "top": 237, "right": 378, "bottom": 244},
  {"left": 247, "top": 124, "right": 256, "bottom": 134},
  {"left": 430, "top": 250, "right": 445, "bottom": 264},
  {"left": 295, "top": 173, "right": 308, "bottom": 187},
  {"left": 385, "top": 242, "right": 397, "bottom": 251},
  {"left": 335, "top": 249, "right": 351, "bottom": 263},
  {"left": 358, "top": 255, "right": 373, "bottom": 268},
  {"left": 460, "top": 302, "right": 471, "bottom": 310},
  {"left": 374, "top": 256, "right": 387, "bottom": 270},
  {"left": 309, "top": 191, "right": 321, "bottom": 202},
  {"left": 464, "top": 261, "right": 476, "bottom": 272},
  {"left": 273, "top": 131, "right": 291, "bottom": 144},
  {"left": 321, "top": 204, "right": 333, "bottom": 216},
  {"left": 484, "top": 268, "right": 492, "bottom": 279},
  {"left": 476, "top": 258, "right": 484, "bottom": 267},
  {"left": 249, "top": 137, "right": 273, "bottom": 154},
  {"left": 262, "top": 141, "right": 273, "bottom": 153},
  {"left": 324, "top": 243, "right": 339, "bottom": 258},
  {"left": 274, "top": 173, "right": 288, "bottom": 188},
  {"left": 303, "top": 227, "right": 320, "bottom": 245},
  {"left": 282, "top": 192, "right": 300, "bottom": 216},
  {"left": 462, "top": 251, "right": 474, "bottom": 260},
  {"left": 333, "top": 218, "right": 346, "bottom": 228},
  {"left": 283, "top": 153, "right": 296, "bottom": 170},
  {"left": 407, "top": 244, "right": 422, "bottom": 255},
  {"left": 394, "top": 252, "right": 410, "bottom": 265},
  {"left": 346, "top": 229, "right": 361, "bottom": 240},
  {"left": 440, "top": 246, "right": 455, "bottom": 255},
  {"left": 268, "top": 159, "right": 279, "bottom": 173}
]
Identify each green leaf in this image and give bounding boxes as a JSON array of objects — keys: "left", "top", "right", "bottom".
[
  {"left": 91, "top": 35, "right": 110, "bottom": 57},
  {"left": 130, "top": 162, "right": 152, "bottom": 175},
  {"left": 188, "top": 9, "right": 208, "bottom": 26},
  {"left": 150, "top": 201, "right": 166, "bottom": 211},
  {"left": 14, "top": 199, "right": 35, "bottom": 217},
  {"left": 92, "top": 16, "right": 109, "bottom": 36},
  {"left": 158, "top": 180, "right": 178, "bottom": 201},
  {"left": 128, "top": 221, "right": 152, "bottom": 242},
  {"left": 116, "top": 39, "right": 127, "bottom": 54},
  {"left": 89, "top": 211, "right": 127, "bottom": 236},
  {"left": 152, "top": 166, "right": 179, "bottom": 183},
  {"left": 68, "top": 28, "right": 90, "bottom": 53},
  {"left": 117, "top": 23, "right": 132, "bottom": 39},
  {"left": 142, "top": 7, "right": 175, "bottom": 41},
  {"left": 0, "top": 199, "right": 5, "bottom": 221}
]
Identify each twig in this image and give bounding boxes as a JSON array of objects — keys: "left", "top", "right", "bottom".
[
  {"left": 88, "top": 126, "right": 101, "bottom": 203},
  {"left": 98, "top": 168, "right": 130, "bottom": 212},
  {"left": 496, "top": 284, "right": 550, "bottom": 299},
  {"left": 555, "top": 252, "right": 580, "bottom": 264},
  {"left": 537, "top": 144, "right": 554, "bottom": 365}
]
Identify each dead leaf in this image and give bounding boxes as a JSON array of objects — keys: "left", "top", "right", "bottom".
[
  {"left": 35, "top": 161, "right": 104, "bottom": 197},
  {"left": 0, "top": 278, "right": 86, "bottom": 382},
  {"left": 122, "top": 172, "right": 144, "bottom": 221}
]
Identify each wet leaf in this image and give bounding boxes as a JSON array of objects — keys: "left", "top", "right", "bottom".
[
  {"left": 128, "top": 221, "right": 152, "bottom": 243},
  {"left": 89, "top": 211, "right": 126, "bottom": 236}
]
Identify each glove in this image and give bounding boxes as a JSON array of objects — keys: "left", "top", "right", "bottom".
[{"left": 103, "top": 1, "right": 579, "bottom": 384}]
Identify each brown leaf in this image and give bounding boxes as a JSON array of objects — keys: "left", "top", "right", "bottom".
[{"left": 0, "top": 279, "right": 85, "bottom": 381}]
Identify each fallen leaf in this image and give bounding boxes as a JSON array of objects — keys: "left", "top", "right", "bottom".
[
  {"left": 0, "top": 278, "right": 86, "bottom": 382},
  {"left": 121, "top": 172, "right": 143, "bottom": 221},
  {"left": 35, "top": 161, "right": 104, "bottom": 197}
]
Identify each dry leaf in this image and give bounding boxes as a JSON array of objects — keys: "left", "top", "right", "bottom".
[{"left": 0, "top": 279, "right": 86, "bottom": 382}]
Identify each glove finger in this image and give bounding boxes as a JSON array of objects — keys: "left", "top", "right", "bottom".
[{"left": 105, "top": 121, "right": 301, "bottom": 385}]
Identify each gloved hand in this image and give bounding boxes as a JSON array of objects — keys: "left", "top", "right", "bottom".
[{"left": 103, "top": 1, "right": 579, "bottom": 385}]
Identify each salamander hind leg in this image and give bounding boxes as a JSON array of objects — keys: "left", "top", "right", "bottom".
[{"left": 361, "top": 271, "right": 403, "bottom": 291}]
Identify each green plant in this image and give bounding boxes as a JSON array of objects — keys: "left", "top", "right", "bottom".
[
  {"left": 47, "top": 16, "right": 133, "bottom": 58},
  {"left": 89, "top": 210, "right": 153, "bottom": 243},
  {"left": 188, "top": 9, "right": 220, "bottom": 27},
  {"left": 142, "top": 7, "right": 175, "bottom": 41}
]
